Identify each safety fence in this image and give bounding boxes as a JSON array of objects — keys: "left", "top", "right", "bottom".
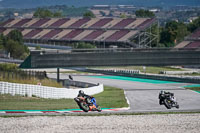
[
  {"left": 0, "top": 81, "right": 103, "bottom": 99},
  {"left": 0, "top": 70, "right": 47, "bottom": 80}
]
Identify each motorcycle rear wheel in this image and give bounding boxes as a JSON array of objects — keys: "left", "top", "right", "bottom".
[{"left": 79, "top": 102, "right": 89, "bottom": 112}]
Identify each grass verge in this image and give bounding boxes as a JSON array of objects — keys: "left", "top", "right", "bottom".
[
  {"left": 0, "top": 78, "right": 63, "bottom": 88},
  {"left": 185, "top": 87, "right": 200, "bottom": 93},
  {"left": 92, "top": 66, "right": 183, "bottom": 74},
  {"left": 0, "top": 86, "right": 128, "bottom": 110}
]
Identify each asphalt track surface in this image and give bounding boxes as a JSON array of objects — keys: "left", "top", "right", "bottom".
[{"left": 48, "top": 73, "right": 200, "bottom": 112}]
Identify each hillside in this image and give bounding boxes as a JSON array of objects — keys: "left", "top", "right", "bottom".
[{"left": 0, "top": 0, "right": 200, "bottom": 8}]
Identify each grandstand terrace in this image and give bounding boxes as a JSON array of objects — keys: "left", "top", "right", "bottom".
[
  {"left": 0, "top": 17, "right": 157, "bottom": 48},
  {"left": 175, "top": 28, "right": 200, "bottom": 48}
]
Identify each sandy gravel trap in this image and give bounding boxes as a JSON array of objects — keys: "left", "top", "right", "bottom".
[{"left": 0, "top": 113, "right": 200, "bottom": 133}]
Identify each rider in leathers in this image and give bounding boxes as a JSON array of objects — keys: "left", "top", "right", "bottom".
[{"left": 77, "top": 90, "right": 96, "bottom": 107}]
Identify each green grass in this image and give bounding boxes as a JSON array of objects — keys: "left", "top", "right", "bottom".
[
  {"left": 0, "top": 86, "right": 128, "bottom": 110},
  {"left": 92, "top": 66, "right": 183, "bottom": 74},
  {"left": 52, "top": 71, "right": 91, "bottom": 74},
  {"left": 94, "top": 86, "right": 129, "bottom": 108},
  {"left": 0, "top": 77, "right": 63, "bottom": 88},
  {"left": 185, "top": 87, "right": 200, "bottom": 92}
]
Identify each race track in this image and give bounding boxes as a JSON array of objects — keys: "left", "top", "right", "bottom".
[{"left": 48, "top": 73, "right": 200, "bottom": 112}]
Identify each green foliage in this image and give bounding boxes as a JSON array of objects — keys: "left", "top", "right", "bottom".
[
  {"left": 75, "top": 42, "right": 96, "bottom": 49},
  {"left": 33, "top": 8, "right": 62, "bottom": 18},
  {"left": 146, "top": 24, "right": 159, "bottom": 47},
  {"left": 187, "top": 16, "right": 200, "bottom": 32},
  {"left": 0, "top": 34, "right": 5, "bottom": 49},
  {"left": 5, "top": 39, "right": 28, "bottom": 59},
  {"left": 53, "top": 11, "right": 62, "bottom": 18},
  {"left": 0, "top": 63, "right": 18, "bottom": 71},
  {"left": 0, "top": 30, "right": 29, "bottom": 59},
  {"left": 83, "top": 11, "right": 95, "bottom": 18},
  {"left": 135, "top": 9, "right": 155, "bottom": 18},
  {"left": 69, "top": 42, "right": 96, "bottom": 49},
  {"left": 159, "top": 21, "right": 189, "bottom": 47},
  {"left": 7, "top": 29, "right": 23, "bottom": 44},
  {"left": 35, "top": 45, "right": 41, "bottom": 50},
  {"left": 94, "top": 86, "right": 129, "bottom": 108},
  {"left": 0, "top": 86, "right": 128, "bottom": 110},
  {"left": 120, "top": 13, "right": 127, "bottom": 18}
]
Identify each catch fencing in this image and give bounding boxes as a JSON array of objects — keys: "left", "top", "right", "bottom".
[
  {"left": 0, "top": 70, "right": 47, "bottom": 80},
  {"left": 0, "top": 81, "right": 103, "bottom": 99}
]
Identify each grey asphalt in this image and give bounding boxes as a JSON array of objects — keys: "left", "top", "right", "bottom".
[{"left": 48, "top": 73, "right": 200, "bottom": 112}]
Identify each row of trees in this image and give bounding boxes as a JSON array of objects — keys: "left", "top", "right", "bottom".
[
  {"left": 33, "top": 8, "right": 62, "bottom": 18},
  {"left": 0, "top": 30, "right": 29, "bottom": 59},
  {"left": 33, "top": 8, "right": 95, "bottom": 18},
  {"left": 135, "top": 9, "right": 155, "bottom": 18}
]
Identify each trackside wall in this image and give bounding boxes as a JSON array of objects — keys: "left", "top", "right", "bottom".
[{"left": 0, "top": 81, "right": 104, "bottom": 99}]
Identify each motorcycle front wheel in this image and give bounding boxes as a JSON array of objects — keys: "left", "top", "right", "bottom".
[
  {"left": 96, "top": 106, "right": 102, "bottom": 112},
  {"left": 163, "top": 99, "right": 172, "bottom": 109}
]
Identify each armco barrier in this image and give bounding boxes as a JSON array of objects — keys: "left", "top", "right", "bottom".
[
  {"left": 62, "top": 79, "right": 97, "bottom": 88},
  {"left": 0, "top": 81, "right": 103, "bottom": 99}
]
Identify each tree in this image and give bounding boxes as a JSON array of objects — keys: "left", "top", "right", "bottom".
[
  {"left": 187, "top": 16, "right": 200, "bottom": 32},
  {"left": 159, "top": 21, "right": 189, "bottom": 47},
  {"left": 135, "top": 9, "right": 155, "bottom": 18},
  {"left": 83, "top": 11, "right": 95, "bottom": 18},
  {"left": 53, "top": 11, "right": 62, "bottom": 17},
  {"left": 7, "top": 29, "right": 23, "bottom": 44},
  {"left": 33, "top": 8, "right": 63, "bottom": 18},
  {"left": 33, "top": 8, "right": 53, "bottom": 18},
  {"left": 4, "top": 30, "right": 29, "bottom": 59},
  {"left": 0, "top": 34, "right": 6, "bottom": 49},
  {"left": 120, "top": 13, "right": 127, "bottom": 18},
  {"left": 74, "top": 42, "right": 96, "bottom": 49}
]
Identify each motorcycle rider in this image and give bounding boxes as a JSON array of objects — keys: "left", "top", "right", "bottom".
[
  {"left": 159, "top": 90, "right": 176, "bottom": 105},
  {"left": 77, "top": 90, "right": 97, "bottom": 107}
]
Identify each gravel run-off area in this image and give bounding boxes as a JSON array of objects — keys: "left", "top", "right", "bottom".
[{"left": 0, "top": 113, "right": 200, "bottom": 133}]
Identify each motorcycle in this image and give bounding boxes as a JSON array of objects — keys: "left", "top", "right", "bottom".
[
  {"left": 159, "top": 92, "right": 179, "bottom": 109},
  {"left": 74, "top": 96, "right": 102, "bottom": 112}
]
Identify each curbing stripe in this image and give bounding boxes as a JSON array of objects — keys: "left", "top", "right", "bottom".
[
  {"left": 124, "top": 90, "right": 130, "bottom": 110},
  {"left": 0, "top": 108, "right": 129, "bottom": 114}
]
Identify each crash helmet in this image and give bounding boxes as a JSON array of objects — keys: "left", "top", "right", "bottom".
[
  {"left": 79, "top": 90, "right": 84, "bottom": 95},
  {"left": 160, "top": 90, "right": 164, "bottom": 94}
]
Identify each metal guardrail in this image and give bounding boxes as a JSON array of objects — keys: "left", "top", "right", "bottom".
[
  {"left": 31, "top": 47, "right": 200, "bottom": 55},
  {"left": 61, "top": 79, "right": 98, "bottom": 88},
  {"left": 0, "top": 58, "right": 23, "bottom": 64}
]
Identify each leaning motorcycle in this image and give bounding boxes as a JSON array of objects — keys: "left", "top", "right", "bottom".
[
  {"left": 159, "top": 93, "right": 179, "bottom": 109},
  {"left": 74, "top": 96, "right": 102, "bottom": 112}
]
